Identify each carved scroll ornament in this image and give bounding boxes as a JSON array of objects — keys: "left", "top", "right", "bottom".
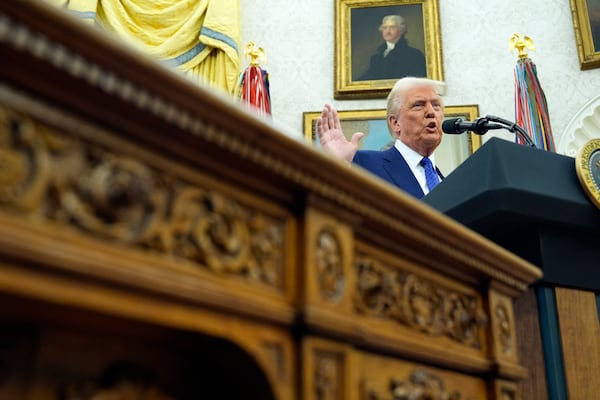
[
  {"left": 354, "top": 257, "right": 488, "bottom": 347},
  {"left": 0, "top": 105, "right": 285, "bottom": 288}
]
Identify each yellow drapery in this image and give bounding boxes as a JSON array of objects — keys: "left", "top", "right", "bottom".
[{"left": 55, "top": 0, "right": 241, "bottom": 94}]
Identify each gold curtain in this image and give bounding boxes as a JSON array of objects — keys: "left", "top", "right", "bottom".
[{"left": 55, "top": 0, "right": 241, "bottom": 94}]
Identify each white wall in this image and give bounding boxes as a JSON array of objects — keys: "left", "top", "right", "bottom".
[{"left": 241, "top": 0, "right": 600, "bottom": 149}]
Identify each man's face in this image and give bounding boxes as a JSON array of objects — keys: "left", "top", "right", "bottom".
[
  {"left": 389, "top": 86, "right": 444, "bottom": 156},
  {"left": 380, "top": 18, "right": 406, "bottom": 42}
]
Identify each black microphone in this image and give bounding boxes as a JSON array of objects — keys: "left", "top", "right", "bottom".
[
  {"left": 442, "top": 115, "right": 538, "bottom": 148},
  {"left": 442, "top": 117, "right": 504, "bottom": 135}
]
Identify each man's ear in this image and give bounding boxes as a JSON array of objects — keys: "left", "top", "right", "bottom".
[{"left": 387, "top": 115, "right": 401, "bottom": 136}]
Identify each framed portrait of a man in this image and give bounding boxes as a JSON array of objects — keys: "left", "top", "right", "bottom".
[
  {"left": 335, "top": 0, "right": 443, "bottom": 99},
  {"left": 570, "top": 0, "right": 600, "bottom": 69},
  {"left": 302, "top": 105, "right": 480, "bottom": 175}
]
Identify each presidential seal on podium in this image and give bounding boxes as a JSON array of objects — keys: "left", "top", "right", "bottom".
[{"left": 576, "top": 138, "right": 600, "bottom": 209}]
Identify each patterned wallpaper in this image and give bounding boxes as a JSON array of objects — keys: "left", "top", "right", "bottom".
[{"left": 241, "top": 0, "right": 600, "bottom": 152}]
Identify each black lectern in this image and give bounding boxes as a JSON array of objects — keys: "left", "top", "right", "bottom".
[
  {"left": 423, "top": 137, "right": 600, "bottom": 399},
  {"left": 424, "top": 137, "right": 600, "bottom": 290}
]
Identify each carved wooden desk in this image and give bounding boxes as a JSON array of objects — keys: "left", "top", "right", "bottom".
[{"left": 0, "top": 2, "right": 541, "bottom": 399}]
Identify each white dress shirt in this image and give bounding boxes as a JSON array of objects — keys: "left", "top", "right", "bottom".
[{"left": 394, "top": 139, "right": 440, "bottom": 195}]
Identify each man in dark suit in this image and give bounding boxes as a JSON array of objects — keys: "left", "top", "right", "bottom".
[
  {"left": 359, "top": 15, "right": 427, "bottom": 81},
  {"left": 316, "top": 77, "right": 445, "bottom": 199}
]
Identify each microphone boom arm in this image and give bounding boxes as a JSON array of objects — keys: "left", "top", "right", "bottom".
[{"left": 483, "top": 115, "right": 537, "bottom": 148}]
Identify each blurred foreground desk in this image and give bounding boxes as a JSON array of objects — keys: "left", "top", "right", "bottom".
[{"left": 0, "top": 2, "right": 541, "bottom": 399}]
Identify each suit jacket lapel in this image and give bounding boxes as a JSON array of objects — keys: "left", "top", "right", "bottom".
[{"left": 381, "top": 147, "right": 424, "bottom": 198}]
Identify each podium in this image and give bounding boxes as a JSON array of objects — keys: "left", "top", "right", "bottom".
[{"left": 423, "top": 137, "right": 600, "bottom": 399}]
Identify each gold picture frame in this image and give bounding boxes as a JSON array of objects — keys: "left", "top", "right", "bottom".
[
  {"left": 334, "top": 0, "right": 443, "bottom": 99},
  {"left": 570, "top": 0, "right": 600, "bottom": 69},
  {"left": 303, "top": 105, "right": 480, "bottom": 175}
]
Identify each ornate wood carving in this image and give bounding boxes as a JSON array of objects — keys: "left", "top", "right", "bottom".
[
  {"left": 354, "top": 256, "right": 487, "bottom": 347},
  {"left": 314, "top": 352, "right": 341, "bottom": 400},
  {"left": 489, "top": 290, "right": 517, "bottom": 362},
  {"left": 315, "top": 228, "right": 345, "bottom": 302},
  {"left": 365, "top": 368, "right": 467, "bottom": 400},
  {"left": 494, "top": 303, "right": 513, "bottom": 356},
  {"left": 0, "top": 104, "right": 286, "bottom": 288}
]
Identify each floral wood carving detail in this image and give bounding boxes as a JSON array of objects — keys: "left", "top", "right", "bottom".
[
  {"left": 315, "top": 228, "right": 345, "bottom": 301},
  {"left": 0, "top": 106, "right": 285, "bottom": 288},
  {"left": 494, "top": 303, "right": 513, "bottom": 356},
  {"left": 366, "top": 368, "right": 467, "bottom": 400},
  {"left": 354, "top": 256, "right": 487, "bottom": 347}
]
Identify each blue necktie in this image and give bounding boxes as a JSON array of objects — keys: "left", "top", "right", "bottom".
[{"left": 421, "top": 157, "right": 440, "bottom": 191}]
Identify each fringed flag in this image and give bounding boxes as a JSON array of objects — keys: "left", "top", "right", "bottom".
[
  {"left": 510, "top": 33, "right": 556, "bottom": 151},
  {"left": 235, "top": 42, "right": 271, "bottom": 116}
]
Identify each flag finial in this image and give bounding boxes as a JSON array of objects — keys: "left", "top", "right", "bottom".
[
  {"left": 244, "top": 41, "right": 267, "bottom": 66},
  {"left": 510, "top": 33, "right": 535, "bottom": 59}
]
